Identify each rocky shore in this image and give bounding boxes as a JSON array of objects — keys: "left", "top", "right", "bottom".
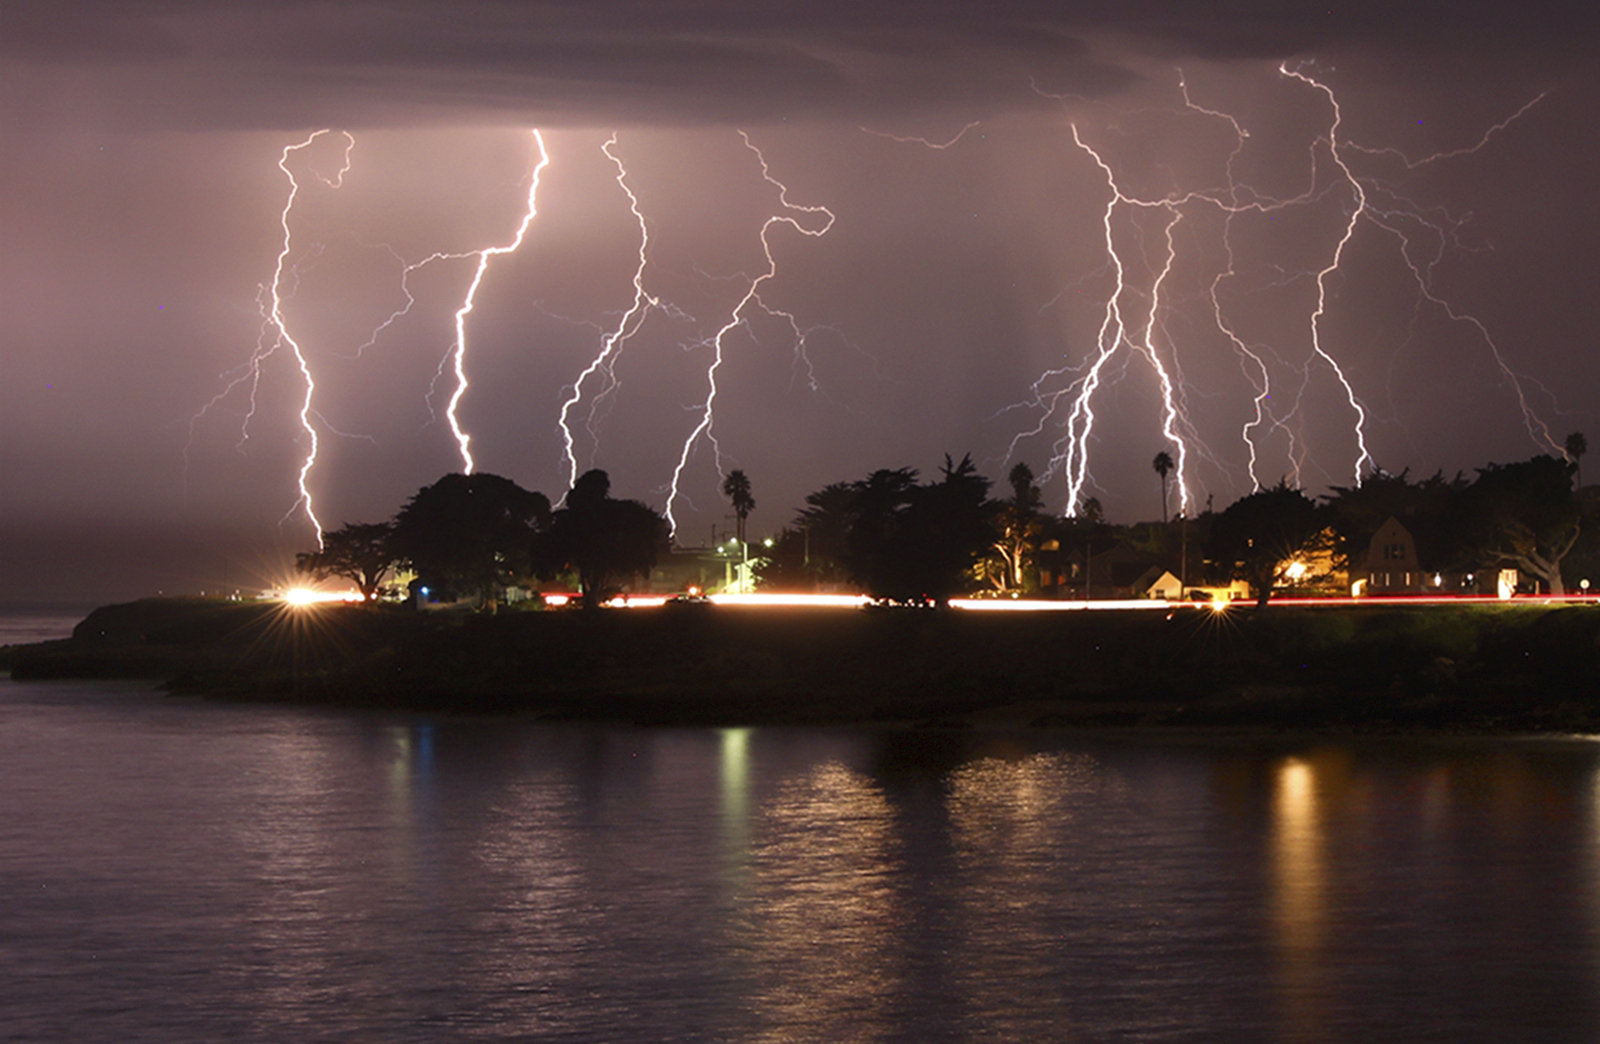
[{"left": 5, "top": 597, "right": 1600, "bottom": 731}]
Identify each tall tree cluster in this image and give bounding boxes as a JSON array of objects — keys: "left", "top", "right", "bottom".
[
  {"left": 776, "top": 455, "right": 997, "bottom": 603},
  {"left": 297, "top": 469, "right": 667, "bottom": 609},
  {"left": 1309, "top": 454, "right": 1584, "bottom": 597},
  {"left": 538, "top": 470, "right": 670, "bottom": 609},
  {"left": 1206, "top": 482, "right": 1330, "bottom": 607}
]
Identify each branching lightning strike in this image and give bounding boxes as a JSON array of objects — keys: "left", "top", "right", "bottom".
[
  {"left": 555, "top": 134, "right": 663, "bottom": 496},
  {"left": 663, "top": 132, "right": 835, "bottom": 536},
  {"left": 1012, "top": 67, "right": 1552, "bottom": 518},
  {"left": 445, "top": 129, "right": 549, "bottom": 474},
  {"left": 187, "top": 129, "right": 354, "bottom": 547},
  {"left": 350, "top": 130, "right": 550, "bottom": 474}
]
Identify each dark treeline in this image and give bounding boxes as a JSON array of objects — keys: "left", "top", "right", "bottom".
[
  {"left": 299, "top": 443, "right": 1595, "bottom": 609},
  {"left": 756, "top": 448, "right": 1595, "bottom": 606},
  {"left": 298, "top": 469, "right": 668, "bottom": 610}
]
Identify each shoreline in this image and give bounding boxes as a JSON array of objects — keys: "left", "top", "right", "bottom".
[{"left": 5, "top": 597, "right": 1600, "bottom": 732}]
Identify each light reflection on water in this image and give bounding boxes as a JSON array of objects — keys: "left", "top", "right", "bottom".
[{"left": 4, "top": 680, "right": 1600, "bottom": 1042}]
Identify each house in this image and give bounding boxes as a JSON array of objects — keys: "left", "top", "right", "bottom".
[
  {"left": 1039, "top": 540, "right": 1204, "bottom": 600},
  {"left": 1359, "top": 516, "right": 1426, "bottom": 594},
  {"left": 1350, "top": 516, "right": 1487, "bottom": 596},
  {"left": 1138, "top": 569, "right": 1184, "bottom": 600},
  {"left": 1185, "top": 580, "right": 1252, "bottom": 604},
  {"left": 1347, "top": 516, "right": 1531, "bottom": 598}
]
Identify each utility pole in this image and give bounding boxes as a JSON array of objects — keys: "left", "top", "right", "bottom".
[{"left": 1180, "top": 515, "right": 1188, "bottom": 592}]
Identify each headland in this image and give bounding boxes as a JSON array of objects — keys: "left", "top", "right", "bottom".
[{"left": 5, "top": 597, "right": 1599, "bottom": 731}]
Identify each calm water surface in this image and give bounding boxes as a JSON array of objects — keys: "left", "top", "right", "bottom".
[
  {"left": 4, "top": 678, "right": 1599, "bottom": 1042},
  {"left": 0, "top": 606, "right": 91, "bottom": 648}
]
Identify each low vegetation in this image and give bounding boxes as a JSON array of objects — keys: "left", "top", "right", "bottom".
[{"left": 7, "top": 597, "right": 1600, "bottom": 732}]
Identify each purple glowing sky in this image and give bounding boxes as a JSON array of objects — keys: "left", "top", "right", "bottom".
[{"left": 2, "top": 1, "right": 1596, "bottom": 601}]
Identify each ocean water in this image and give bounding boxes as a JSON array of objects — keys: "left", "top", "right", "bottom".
[
  {"left": 3, "top": 678, "right": 1599, "bottom": 1042},
  {"left": 0, "top": 604, "right": 93, "bottom": 647}
]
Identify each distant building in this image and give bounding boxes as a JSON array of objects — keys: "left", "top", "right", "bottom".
[
  {"left": 644, "top": 546, "right": 721, "bottom": 595},
  {"left": 1348, "top": 516, "right": 1502, "bottom": 597},
  {"left": 1359, "top": 516, "right": 1426, "bottom": 594},
  {"left": 647, "top": 543, "right": 764, "bottom": 595},
  {"left": 1138, "top": 569, "right": 1184, "bottom": 600},
  {"left": 1185, "top": 580, "right": 1252, "bottom": 604},
  {"left": 1038, "top": 540, "right": 1177, "bottom": 600}
]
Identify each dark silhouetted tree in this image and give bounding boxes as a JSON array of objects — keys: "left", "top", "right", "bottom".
[
  {"left": 538, "top": 469, "right": 669, "bottom": 608},
  {"left": 722, "top": 469, "right": 755, "bottom": 545},
  {"left": 1323, "top": 469, "right": 1465, "bottom": 574},
  {"left": 295, "top": 521, "right": 397, "bottom": 602},
  {"left": 837, "top": 467, "right": 919, "bottom": 598},
  {"left": 390, "top": 473, "right": 550, "bottom": 607},
  {"left": 839, "top": 456, "right": 995, "bottom": 603},
  {"left": 752, "top": 527, "right": 814, "bottom": 590},
  {"left": 1009, "top": 462, "right": 1040, "bottom": 512},
  {"left": 1566, "top": 431, "right": 1588, "bottom": 488},
  {"left": 796, "top": 480, "right": 862, "bottom": 577},
  {"left": 1207, "top": 482, "right": 1329, "bottom": 606},
  {"left": 899, "top": 454, "right": 995, "bottom": 601},
  {"left": 1457, "top": 455, "right": 1580, "bottom": 595},
  {"left": 761, "top": 482, "right": 857, "bottom": 589},
  {"left": 1152, "top": 450, "right": 1174, "bottom": 523}
]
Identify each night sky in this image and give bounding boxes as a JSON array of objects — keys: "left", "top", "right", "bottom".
[{"left": 3, "top": 1, "right": 1596, "bottom": 602}]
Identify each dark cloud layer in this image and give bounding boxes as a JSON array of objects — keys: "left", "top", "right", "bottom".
[{"left": 5, "top": 1, "right": 1594, "bottom": 131}]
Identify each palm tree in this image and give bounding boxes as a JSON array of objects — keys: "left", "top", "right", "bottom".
[
  {"left": 1152, "top": 451, "right": 1174, "bottom": 523},
  {"left": 721, "top": 469, "right": 755, "bottom": 545},
  {"left": 1566, "top": 431, "right": 1588, "bottom": 488},
  {"left": 1008, "top": 461, "right": 1040, "bottom": 511}
]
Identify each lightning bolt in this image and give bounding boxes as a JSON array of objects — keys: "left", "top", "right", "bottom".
[
  {"left": 1335, "top": 85, "right": 1561, "bottom": 454},
  {"left": 1279, "top": 64, "right": 1560, "bottom": 465},
  {"left": 555, "top": 134, "right": 663, "bottom": 494},
  {"left": 346, "top": 130, "right": 550, "bottom": 473},
  {"left": 1019, "top": 124, "right": 1206, "bottom": 518},
  {"left": 860, "top": 121, "right": 983, "bottom": 150},
  {"left": 446, "top": 129, "right": 549, "bottom": 474},
  {"left": 1010, "top": 66, "right": 1554, "bottom": 517},
  {"left": 663, "top": 131, "right": 835, "bottom": 536},
  {"left": 1178, "top": 73, "right": 1280, "bottom": 494},
  {"left": 1346, "top": 92, "right": 1551, "bottom": 169},
  {"left": 186, "top": 129, "right": 354, "bottom": 546},
  {"left": 1278, "top": 64, "right": 1375, "bottom": 483}
]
